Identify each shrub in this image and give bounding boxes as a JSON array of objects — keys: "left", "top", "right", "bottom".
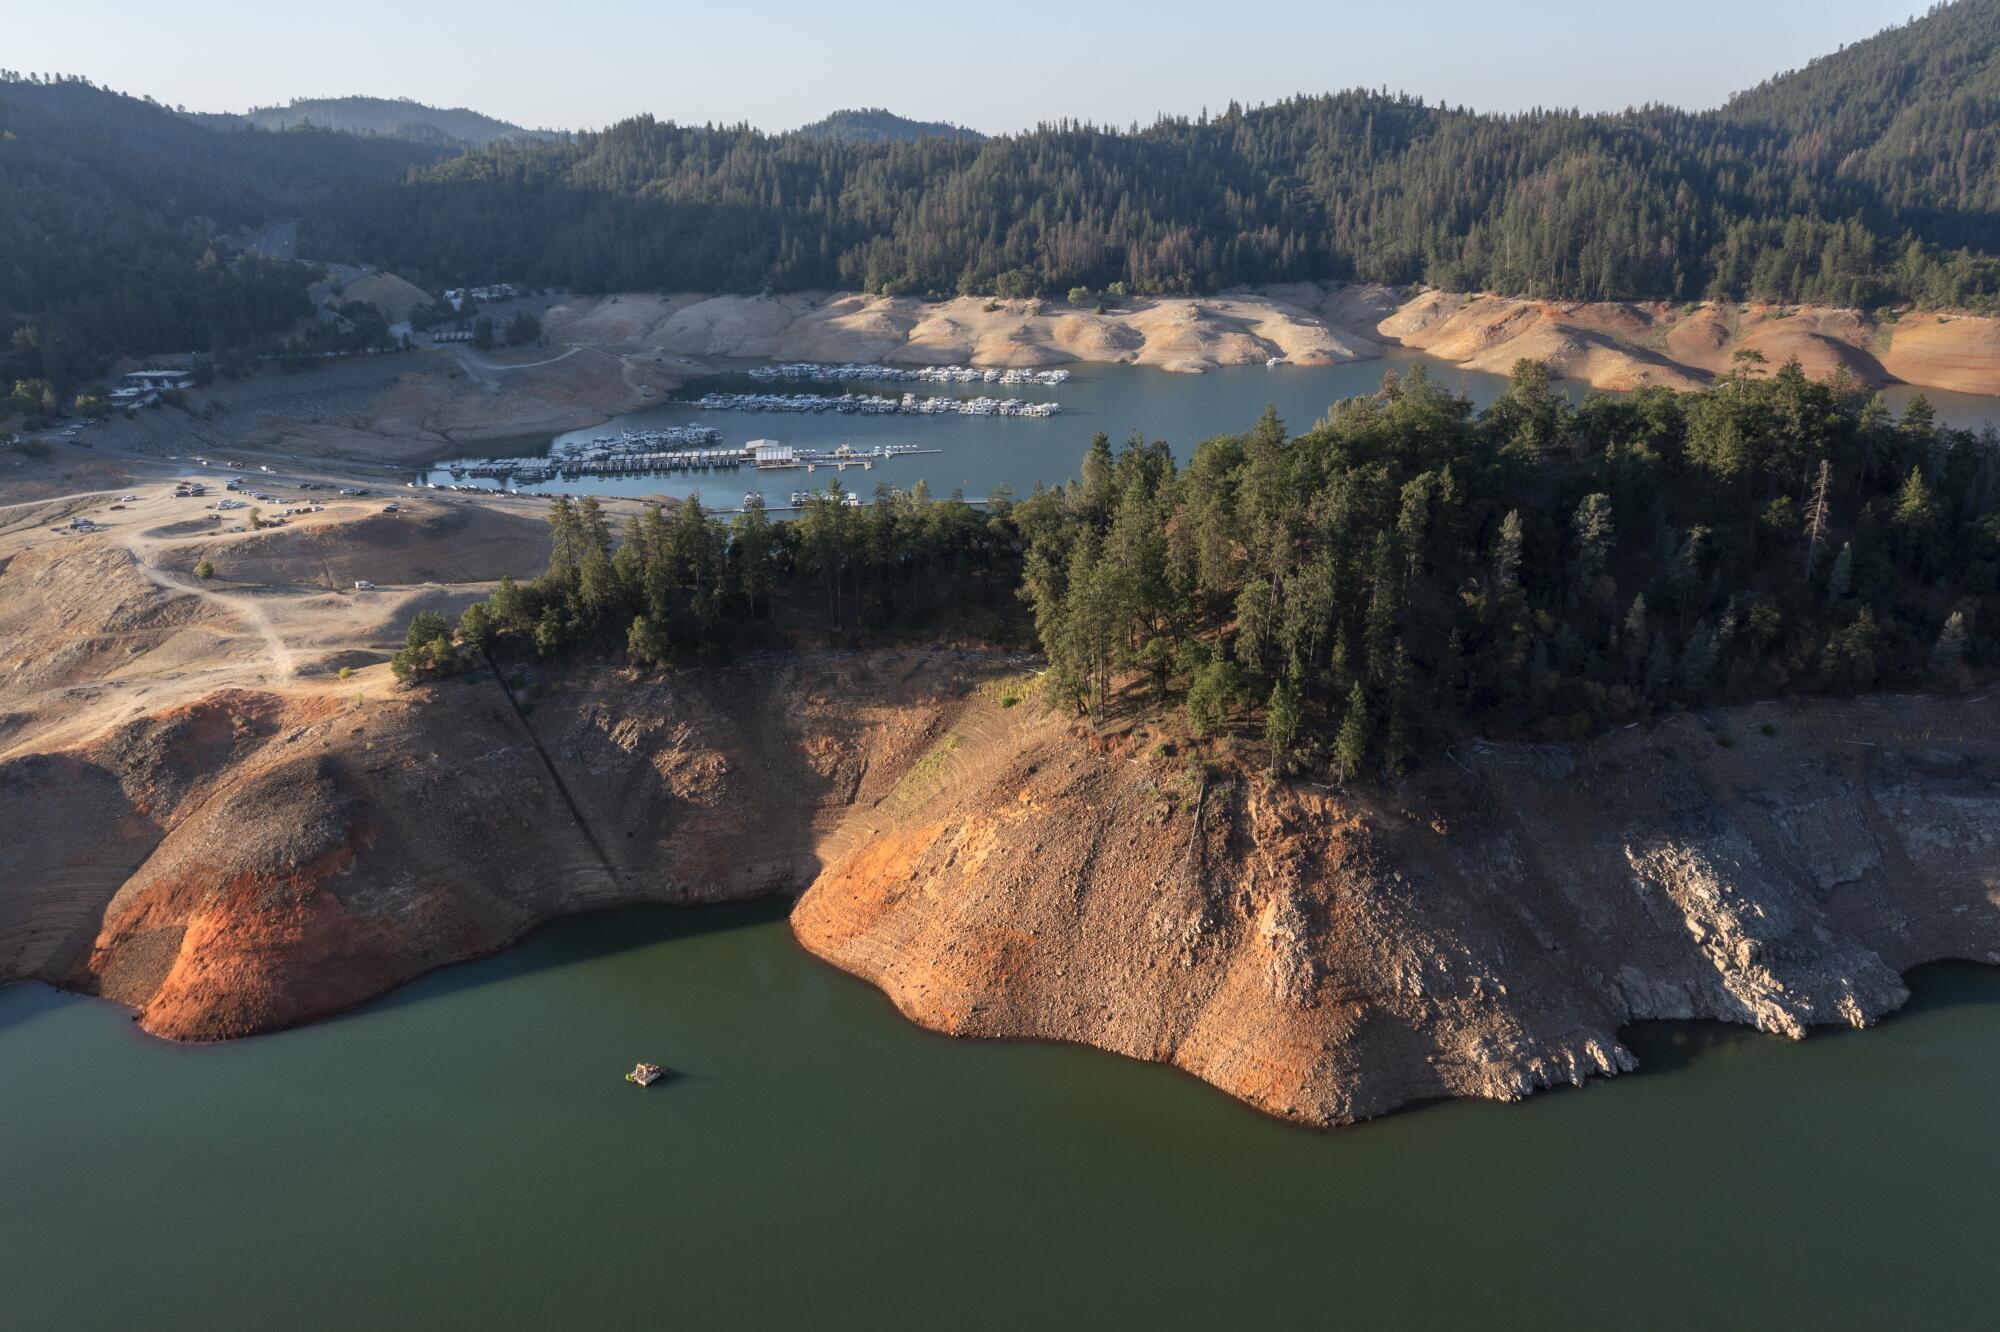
[
  {"left": 977, "top": 672, "right": 1036, "bottom": 709},
  {"left": 389, "top": 609, "right": 464, "bottom": 682},
  {"left": 194, "top": 559, "right": 215, "bottom": 579}
]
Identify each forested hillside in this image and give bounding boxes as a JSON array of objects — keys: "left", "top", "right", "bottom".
[
  {"left": 307, "top": 2, "right": 2000, "bottom": 310},
  {"left": 6, "top": 3, "right": 1999, "bottom": 394},
  {"left": 428, "top": 362, "right": 1998, "bottom": 775},
  {"left": 1721, "top": 0, "right": 2000, "bottom": 247},
  {"left": 0, "top": 75, "right": 444, "bottom": 387}
]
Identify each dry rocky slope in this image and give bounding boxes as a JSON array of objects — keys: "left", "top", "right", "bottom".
[
  {"left": 0, "top": 650, "right": 980, "bottom": 1039},
  {"left": 5, "top": 643, "right": 1995, "bottom": 1122},
  {"left": 544, "top": 285, "right": 2000, "bottom": 396},
  {"left": 796, "top": 693, "right": 2000, "bottom": 1124}
]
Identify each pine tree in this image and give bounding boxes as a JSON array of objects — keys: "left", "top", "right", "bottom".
[
  {"left": 1803, "top": 458, "right": 1832, "bottom": 578},
  {"left": 1333, "top": 681, "right": 1370, "bottom": 782},
  {"left": 1570, "top": 492, "right": 1614, "bottom": 605},
  {"left": 1929, "top": 611, "right": 1969, "bottom": 680},
  {"left": 1824, "top": 542, "right": 1853, "bottom": 606},
  {"left": 1265, "top": 673, "right": 1302, "bottom": 774},
  {"left": 627, "top": 613, "right": 671, "bottom": 667}
]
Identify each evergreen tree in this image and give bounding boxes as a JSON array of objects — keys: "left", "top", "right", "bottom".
[
  {"left": 1266, "top": 673, "right": 1302, "bottom": 774},
  {"left": 1333, "top": 682, "right": 1370, "bottom": 782},
  {"left": 1929, "top": 611, "right": 1969, "bottom": 680}
]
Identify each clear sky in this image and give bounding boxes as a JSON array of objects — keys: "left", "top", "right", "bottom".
[{"left": 11, "top": 0, "right": 1934, "bottom": 134}]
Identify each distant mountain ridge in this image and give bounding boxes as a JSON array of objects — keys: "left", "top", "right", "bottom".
[
  {"left": 792, "top": 107, "right": 986, "bottom": 144},
  {"left": 313, "top": 0, "right": 2000, "bottom": 314},
  {"left": 5, "top": 0, "right": 1999, "bottom": 386},
  {"left": 195, "top": 96, "right": 556, "bottom": 148}
]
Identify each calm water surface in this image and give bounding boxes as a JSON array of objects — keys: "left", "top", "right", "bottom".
[
  {"left": 4, "top": 902, "right": 1997, "bottom": 1328},
  {"left": 424, "top": 355, "right": 2000, "bottom": 507}
]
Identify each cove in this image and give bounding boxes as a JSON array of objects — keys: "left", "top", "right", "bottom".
[
  {"left": 4, "top": 901, "right": 1997, "bottom": 1329},
  {"left": 425, "top": 354, "right": 2000, "bottom": 507}
]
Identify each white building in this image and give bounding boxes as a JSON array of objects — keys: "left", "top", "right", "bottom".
[
  {"left": 443, "top": 283, "right": 519, "bottom": 311},
  {"left": 122, "top": 369, "right": 193, "bottom": 391}
]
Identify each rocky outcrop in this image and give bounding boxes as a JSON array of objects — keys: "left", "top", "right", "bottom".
[
  {"left": 0, "top": 651, "right": 984, "bottom": 1038},
  {"left": 794, "top": 693, "right": 2000, "bottom": 1125}
]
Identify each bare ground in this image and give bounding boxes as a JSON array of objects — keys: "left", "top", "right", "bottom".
[{"left": 545, "top": 286, "right": 2000, "bottom": 396}]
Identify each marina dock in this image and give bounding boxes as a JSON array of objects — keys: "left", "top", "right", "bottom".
[
  {"left": 445, "top": 440, "right": 941, "bottom": 483},
  {"left": 748, "top": 362, "right": 1070, "bottom": 386},
  {"left": 692, "top": 390, "right": 1061, "bottom": 418}
]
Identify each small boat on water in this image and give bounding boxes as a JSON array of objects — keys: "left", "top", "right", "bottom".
[{"left": 625, "top": 1062, "right": 666, "bottom": 1087}]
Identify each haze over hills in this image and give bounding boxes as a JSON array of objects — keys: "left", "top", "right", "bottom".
[
  {"left": 191, "top": 95, "right": 557, "bottom": 149},
  {"left": 307, "top": 0, "right": 2000, "bottom": 309},
  {"left": 1, "top": 0, "right": 1997, "bottom": 387}
]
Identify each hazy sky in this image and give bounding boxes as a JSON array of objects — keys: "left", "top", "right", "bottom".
[{"left": 13, "top": 0, "right": 1933, "bottom": 134}]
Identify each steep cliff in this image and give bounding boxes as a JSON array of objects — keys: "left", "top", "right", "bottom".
[
  {"left": 794, "top": 692, "right": 2000, "bottom": 1124},
  {"left": 1, "top": 651, "right": 983, "bottom": 1039}
]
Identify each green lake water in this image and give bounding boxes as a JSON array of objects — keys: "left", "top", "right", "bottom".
[
  {"left": 5, "top": 902, "right": 1998, "bottom": 1329},
  {"left": 424, "top": 355, "right": 2000, "bottom": 507}
]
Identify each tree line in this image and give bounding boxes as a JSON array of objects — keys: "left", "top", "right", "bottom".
[
  {"left": 307, "top": 6, "right": 2000, "bottom": 312},
  {"left": 393, "top": 478, "right": 1023, "bottom": 682},
  {"left": 406, "top": 357, "right": 1997, "bottom": 781}
]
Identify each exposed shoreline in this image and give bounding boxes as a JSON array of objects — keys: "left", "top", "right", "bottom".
[{"left": 541, "top": 285, "right": 2000, "bottom": 399}]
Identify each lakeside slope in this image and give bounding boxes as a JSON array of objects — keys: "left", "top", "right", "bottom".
[
  {"left": 542, "top": 286, "right": 2000, "bottom": 397},
  {"left": 2, "top": 503, "right": 1994, "bottom": 1125}
]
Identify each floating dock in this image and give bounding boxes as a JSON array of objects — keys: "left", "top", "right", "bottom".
[
  {"left": 443, "top": 442, "right": 941, "bottom": 483},
  {"left": 692, "top": 391, "right": 1060, "bottom": 418},
  {"left": 748, "top": 362, "right": 1070, "bottom": 386}
]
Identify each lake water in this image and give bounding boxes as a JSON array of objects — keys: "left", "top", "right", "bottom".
[
  {"left": 425, "top": 355, "right": 2000, "bottom": 507},
  {"left": 5, "top": 902, "right": 1998, "bottom": 1329}
]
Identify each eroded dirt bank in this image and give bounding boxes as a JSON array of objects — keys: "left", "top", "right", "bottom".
[
  {"left": 544, "top": 286, "right": 2000, "bottom": 396},
  {"left": 0, "top": 651, "right": 985, "bottom": 1038},
  {"left": 6, "top": 643, "right": 1993, "bottom": 1123}
]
